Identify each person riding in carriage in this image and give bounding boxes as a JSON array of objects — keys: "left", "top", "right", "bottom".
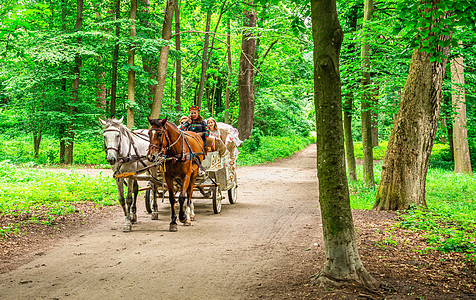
[{"left": 179, "top": 105, "right": 210, "bottom": 143}]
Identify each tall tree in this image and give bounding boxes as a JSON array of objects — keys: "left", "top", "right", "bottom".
[
  {"left": 374, "top": 1, "right": 451, "bottom": 210},
  {"left": 196, "top": 11, "right": 212, "bottom": 108},
  {"left": 150, "top": 0, "right": 175, "bottom": 119},
  {"left": 451, "top": 40, "right": 472, "bottom": 174},
  {"left": 224, "top": 17, "right": 232, "bottom": 124},
  {"left": 360, "top": 0, "right": 375, "bottom": 187},
  {"left": 65, "top": 0, "right": 84, "bottom": 164},
  {"left": 110, "top": 0, "right": 120, "bottom": 118},
  {"left": 238, "top": 1, "right": 257, "bottom": 140},
  {"left": 310, "top": 0, "right": 378, "bottom": 288},
  {"left": 174, "top": 0, "right": 182, "bottom": 115},
  {"left": 127, "top": 0, "right": 138, "bottom": 129}
]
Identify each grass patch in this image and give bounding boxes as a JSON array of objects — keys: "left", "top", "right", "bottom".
[
  {"left": 349, "top": 163, "right": 476, "bottom": 257},
  {"left": 0, "top": 160, "right": 116, "bottom": 237},
  {"left": 237, "top": 134, "right": 316, "bottom": 166}
]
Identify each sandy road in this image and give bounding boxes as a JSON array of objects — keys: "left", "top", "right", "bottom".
[{"left": 0, "top": 144, "right": 322, "bottom": 299}]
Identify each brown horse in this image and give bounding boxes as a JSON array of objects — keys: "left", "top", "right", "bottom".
[{"left": 147, "top": 117, "right": 206, "bottom": 232}]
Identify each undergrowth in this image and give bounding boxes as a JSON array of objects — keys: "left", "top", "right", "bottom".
[
  {"left": 348, "top": 164, "right": 476, "bottom": 259},
  {"left": 0, "top": 160, "right": 116, "bottom": 238}
]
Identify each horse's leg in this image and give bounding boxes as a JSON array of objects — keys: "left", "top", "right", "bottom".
[
  {"left": 165, "top": 175, "right": 177, "bottom": 232},
  {"left": 130, "top": 180, "right": 138, "bottom": 224},
  {"left": 116, "top": 178, "right": 126, "bottom": 215},
  {"left": 179, "top": 171, "right": 192, "bottom": 226},
  {"left": 123, "top": 177, "right": 134, "bottom": 232},
  {"left": 150, "top": 167, "right": 159, "bottom": 220},
  {"left": 187, "top": 168, "right": 199, "bottom": 224}
]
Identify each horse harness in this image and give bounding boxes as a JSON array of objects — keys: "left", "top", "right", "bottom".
[{"left": 104, "top": 127, "right": 148, "bottom": 167}]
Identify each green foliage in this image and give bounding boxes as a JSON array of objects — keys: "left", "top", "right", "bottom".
[
  {"left": 0, "top": 160, "right": 116, "bottom": 236},
  {"left": 349, "top": 162, "right": 476, "bottom": 255},
  {"left": 237, "top": 134, "right": 315, "bottom": 166}
]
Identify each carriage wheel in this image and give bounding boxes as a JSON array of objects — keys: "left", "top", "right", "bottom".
[
  {"left": 228, "top": 185, "right": 237, "bottom": 204},
  {"left": 212, "top": 185, "right": 222, "bottom": 214},
  {"left": 145, "top": 189, "right": 152, "bottom": 213}
]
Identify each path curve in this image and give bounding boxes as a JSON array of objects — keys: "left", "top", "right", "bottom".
[{"left": 0, "top": 144, "right": 322, "bottom": 299}]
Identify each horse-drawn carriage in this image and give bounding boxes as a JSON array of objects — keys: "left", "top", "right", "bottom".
[{"left": 101, "top": 117, "right": 239, "bottom": 232}]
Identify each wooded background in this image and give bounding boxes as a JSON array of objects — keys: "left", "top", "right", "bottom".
[{"left": 0, "top": 0, "right": 474, "bottom": 170}]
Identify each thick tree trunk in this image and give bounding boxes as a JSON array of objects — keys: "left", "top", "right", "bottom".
[
  {"left": 238, "top": 2, "right": 256, "bottom": 140},
  {"left": 150, "top": 0, "right": 174, "bottom": 119},
  {"left": 311, "top": 0, "right": 378, "bottom": 289},
  {"left": 110, "top": 0, "right": 120, "bottom": 118},
  {"left": 127, "top": 0, "right": 138, "bottom": 129},
  {"left": 95, "top": 11, "right": 106, "bottom": 113},
  {"left": 451, "top": 41, "right": 472, "bottom": 174},
  {"left": 374, "top": 2, "right": 451, "bottom": 210},
  {"left": 224, "top": 18, "right": 232, "bottom": 124},
  {"left": 360, "top": 0, "right": 374, "bottom": 187},
  {"left": 174, "top": 0, "right": 181, "bottom": 115},
  {"left": 65, "top": 0, "right": 83, "bottom": 165},
  {"left": 196, "top": 12, "right": 212, "bottom": 108},
  {"left": 343, "top": 93, "right": 357, "bottom": 181}
]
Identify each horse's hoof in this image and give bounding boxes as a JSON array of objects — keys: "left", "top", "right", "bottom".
[
  {"left": 184, "top": 219, "right": 192, "bottom": 226},
  {"left": 131, "top": 213, "right": 137, "bottom": 224},
  {"left": 169, "top": 224, "right": 178, "bottom": 232},
  {"left": 123, "top": 224, "right": 132, "bottom": 232},
  {"left": 151, "top": 212, "right": 159, "bottom": 220},
  {"left": 190, "top": 215, "right": 195, "bottom": 221}
]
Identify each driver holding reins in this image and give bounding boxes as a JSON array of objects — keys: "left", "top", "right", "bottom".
[{"left": 179, "top": 105, "right": 210, "bottom": 144}]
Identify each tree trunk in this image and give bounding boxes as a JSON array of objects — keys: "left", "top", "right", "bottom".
[
  {"left": 174, "top": 0, "right": 182, "bottom": 116},
  {"left": 65, "top": 0, "right": 83, "bottom": 165},
  {"left": 374, "top": 2, "right": 451, "bottom": 210},
  {"left": 127, "top": 0, "right": 138, "bottom": 129},
  {"left": 451, "top": 40, "right": 472, "bottom": 174},
  {"left": 110, "top": 0, "right": 120, "bottom": 118},
  {"left": 197, "top": 12, "right": 212, "bottom": 108},
  {"left": 238, "top": 2, "right": 256, "bottom": 140},
  {"left": 149, "top": 0, "right": 174, "bottom": 119},
  {"left": 33, "top": 129, "right": 42, "bottom": 158},
  {"left": 224, "top": 18, "right": 232, "bottom": 124},
  {"left": 310, "top": 0, "right": 378, "bottom": 289},
  {"left": 442, "top": 96, "right": 454, "bottom": 159},
  {"left": 360, "top": 0, "right": 374, "bottom": 187},
  {"left": 343, "top": 92, "right": 357, "bottom": 181}
]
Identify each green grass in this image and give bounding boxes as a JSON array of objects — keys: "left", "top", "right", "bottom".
[
  {"left": 0, "top": 160, "right": 116, "bottom": 237},
  {"left": 348, "top": 164, "right": 476, "bottom": 257},
  {"left": 237, "top": 135, "right": 316, "bottom": 166}
]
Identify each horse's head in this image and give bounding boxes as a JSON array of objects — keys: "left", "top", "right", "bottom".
[
  {"left": 100, "top": 117, "right": 124, "bottom": 165},
  {"left": 147, "top": 116, "right": 168, "bottom": 162}
]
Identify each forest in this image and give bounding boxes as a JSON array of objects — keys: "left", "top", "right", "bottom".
[{"left": 0, "top": 0, "right": 476, "bottom": 296}]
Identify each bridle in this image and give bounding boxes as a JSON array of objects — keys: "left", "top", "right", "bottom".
[
  {"left": 149, "top": 125, "right": 183, "bottom": 157},
  {"left": 104, "top": 125, "right": 149, "bottom": 164},
  {"left": 103, "top": 127, "right": 122, "bottom": 153}
]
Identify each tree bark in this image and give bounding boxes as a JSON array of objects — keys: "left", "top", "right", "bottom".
[
  {"left": 95, "top": 11, "right": 106, "bottom": 113},
  {"left": 451, "top": 40, "right": 472, "bottom": 174},
  {"left": 196, "top": 12, "right": 212, "bottom": 108},
  {"left": 360, "top": 0, "right": 374, "bottom": 187},
  {"left": 110, "top": 0, "right": 120, "bottom": 118},
  {"left": 224, "top": 17, "right": 232, "bottom": 124},
  {"left": 149, "top": 0, "right": 174, "bottom": 119},
  {"left": 238, "top": 2, "right": 256, "bottom": 140},
  {"left": 374, "top": 1, "right": 451, "bottom": 210},
  {"left": 174, "top": 0, "right": 182, "bottom": 116},
  {"left": 127, "top": 0, "right": 138, "bottom": 129},
  {"left": 371, "top": 86, "right": 379, "bottom": 147},
  {"left": 310, "top": 0, "right": 378, "bottom": 289},
  {"left": 65, "top": 0, "right": 83, "bottom": 165},
  {"left": 343, "top": 92, "right": 357, "bottom": 181}
]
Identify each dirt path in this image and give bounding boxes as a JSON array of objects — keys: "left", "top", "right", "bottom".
[{"left": 0, "top": 145, "right": 322, "bottom": 299}]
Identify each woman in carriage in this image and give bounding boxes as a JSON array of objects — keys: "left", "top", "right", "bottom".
[{"left": 178, "top": 105, "right": 210, "bottom": 143}]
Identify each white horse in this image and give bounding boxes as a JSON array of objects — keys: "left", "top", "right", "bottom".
[{"left": 100, "top": 117, "right": 158, "bottom": 232}]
